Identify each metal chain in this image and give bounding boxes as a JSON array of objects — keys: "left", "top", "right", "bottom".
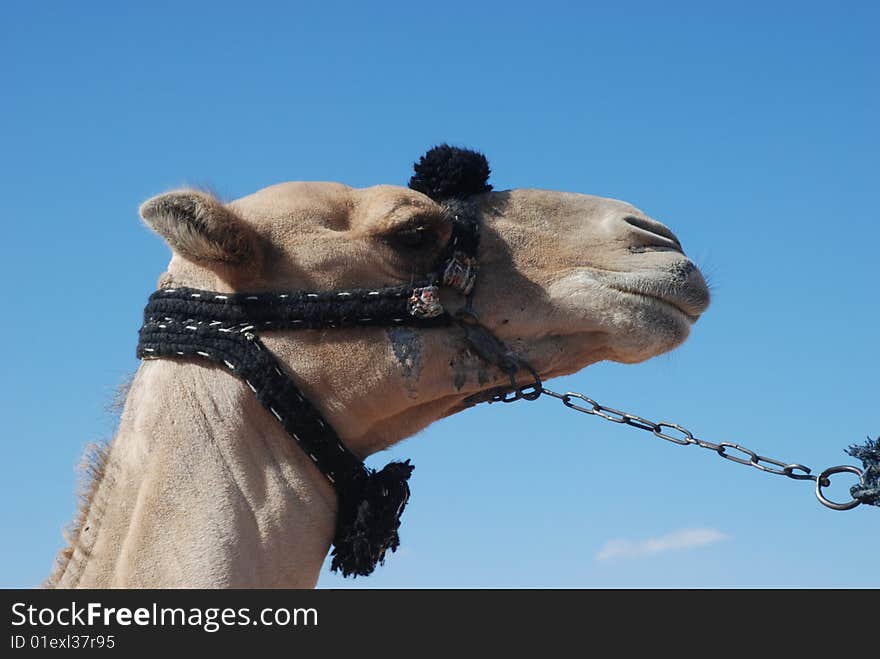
[{"left": 485, "top": 380, "right": 866, "bottom": 511}]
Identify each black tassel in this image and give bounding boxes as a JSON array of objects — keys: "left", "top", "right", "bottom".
[
  {"left": 409, "top": 144, "right": 492, "bottom": 200},
  {"left": 330, "top": 460, "right": 415, "bottom": 577},
  {"left": 846, "top": 436, "right": 880, "bottom": 507}
]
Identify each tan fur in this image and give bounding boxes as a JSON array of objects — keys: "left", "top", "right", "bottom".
[
  {"left": 44, "top": 442, "right": 111, "bottom": 587},
  {"left": 49, "top": 182, "right": 709, "bottom": 588}
]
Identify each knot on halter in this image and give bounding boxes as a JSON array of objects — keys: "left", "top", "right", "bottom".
[
  {"left": 846, "top": 437, "right": 880, "bottom": 507},
  {"left": 408, "top": 286, "right": 444, "bottom": 319},
  {"left": 330, "top": 460, "right": 415, "bottom": 577},
  {"left": 409, "top": 144, "right": 487, "bottom": 298},
  {"left": 442, "top": 251, "right": 477, "bottom": 296}
]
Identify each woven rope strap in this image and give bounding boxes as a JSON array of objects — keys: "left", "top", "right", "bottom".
[{"left": 136, "top": 283, "right": 456, "bottom": 576}]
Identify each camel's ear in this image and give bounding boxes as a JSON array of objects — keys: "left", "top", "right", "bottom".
[{"left": 139, "top": 190, "right": 256, "bottom": 267}]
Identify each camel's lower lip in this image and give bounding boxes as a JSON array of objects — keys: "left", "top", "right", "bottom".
[
  {"left": 600, "top": 259, "right": 710, "bottom": 322},
  {"left": 609, "top": 285, "right": 705, "bottom": 323},
  {"left": 549, "top": 262, "right": 711, "bottom": 328}
]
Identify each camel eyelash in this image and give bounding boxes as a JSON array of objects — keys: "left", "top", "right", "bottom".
[
  {"left": 383, "top": 226, "right": 436, "bottom": 250},
  {"left": 381, "top": 213, "right": 446, "bottom": 251}
]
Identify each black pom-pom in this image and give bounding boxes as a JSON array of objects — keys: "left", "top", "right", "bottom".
[
  {"left": 409, "top": 144, "right": 492, "bottom": 200},
  {"left": 330, "top": 460, "right": 415, "bottom": 577}
]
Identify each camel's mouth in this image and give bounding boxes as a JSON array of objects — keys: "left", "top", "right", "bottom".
[
  {"left": 542, "top": 260, "right": 710, "bottom": 366},
  {"left": 601, "top": 261, "right": 710, "bottom": 323},
  {"left": 607, "top": 284, "right": 706, "bottom": 323}
]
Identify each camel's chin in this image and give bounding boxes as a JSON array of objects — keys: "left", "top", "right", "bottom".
[
  {"left": 529, "top": 305, "right": 690, "bottom": 372},
  {"left": 585, "top": 286, "right": 698, "bottom": 365},
  {"left": 608, "top": 304, "right": 693, "bottom": 363}
]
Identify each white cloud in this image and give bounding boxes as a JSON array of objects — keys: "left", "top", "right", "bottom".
[{"left": 596, "top": 528, "right": 728, "bottom": 562}]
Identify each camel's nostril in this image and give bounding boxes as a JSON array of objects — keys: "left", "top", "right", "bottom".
[{"left": 623, "top": 215, "right": 682, "bottom": 249}]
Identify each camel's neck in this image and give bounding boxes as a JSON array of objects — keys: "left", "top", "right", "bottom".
[{"left": 49, "top": 360, "right": 338, "bottom": 588}]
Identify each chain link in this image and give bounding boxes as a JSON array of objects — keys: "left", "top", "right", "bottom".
[{"left": 530, "top": 387, "right": 865, "bottom": 511}]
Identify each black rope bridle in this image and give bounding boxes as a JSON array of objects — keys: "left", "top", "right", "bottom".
[{"left": 136, "top": 146, "right": 540, "bottom": 577}]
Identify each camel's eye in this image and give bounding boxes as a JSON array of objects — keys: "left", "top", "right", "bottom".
[
  {"left": 390, "top": 226, "right": 433, "bottom": 249},
  {"left": 382, "top": 216, "right": 441, "bottom": 252}
]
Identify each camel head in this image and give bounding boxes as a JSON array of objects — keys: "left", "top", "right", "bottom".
[{"left": 139, "top": 147, "right": 710, "bottom": 458}]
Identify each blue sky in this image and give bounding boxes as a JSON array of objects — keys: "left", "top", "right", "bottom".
[{"left": 1, "top": 1, "right": 877, "bottom": 588}]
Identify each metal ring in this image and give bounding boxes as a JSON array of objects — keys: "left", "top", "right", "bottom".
[
  {"left": 751, "top": 454, "right": 795, "bottom": 476},
  {"left": 781, "top": 463, "right": 814, "bottom": 481},
  {"left": 623, "top": 414, "right": 660, "bottom": 432},
  {"left": 693, "top": 437, "right": 721, "bottom": 451},
  {"left": 653, "top": 422, "right": 694, "bottom": 446},
  {"left": 815, "top": 465, "right": 863, "bottom": 511},
  {"left": 592, "top": 404, "right": 628, "bottom": 424},
  {"left": 495, "top": 370, "right": 523, "bottom": 403},
  {"left": 516, "top": 384, "right": 542, "bottom": 402},
  {"left": 562, "top": 393, "right": 600, "bottom": 415},
  {"left": 540, "top": 388, "right": 566, "bottom": 401},
  {"left": 495, "top": 389, "right": 521, "bottom": 403},
  {"left": 716, "top": 442, "right": 759, "bottom": 466},
  {"left": 517, "top": 362, "right": 543, "bottom": 401}
]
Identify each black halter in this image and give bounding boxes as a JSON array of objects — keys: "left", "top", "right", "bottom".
[{"left": 136, "top": 146, "right": 538, "bottom": 577}]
